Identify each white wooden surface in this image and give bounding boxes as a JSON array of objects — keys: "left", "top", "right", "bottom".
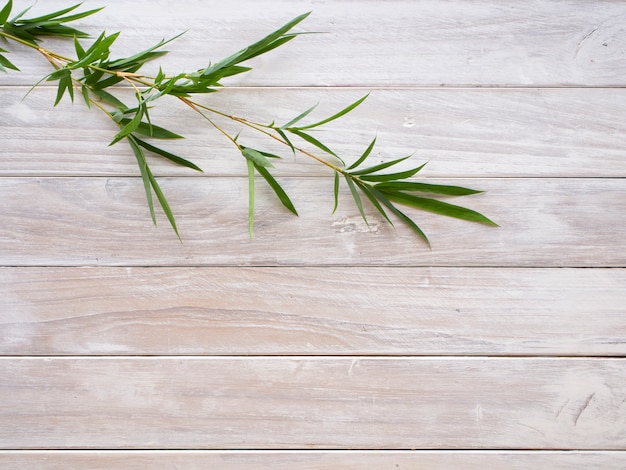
[{"left": 1, "top": 0, "right": 625, "bottom": 468}]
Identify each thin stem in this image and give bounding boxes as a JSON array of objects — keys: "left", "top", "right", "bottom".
[{"left": 183, "top": 98, "right": 344, "bottom": 173}]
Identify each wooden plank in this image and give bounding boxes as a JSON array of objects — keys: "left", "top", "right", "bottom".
[
  {"left": 1, "top": 267, "right": 624, "bottom": 356},
  {"left": 1, "top": 450, "right": 626, "bottom": 470},
  {"left": 0, "top": 357, "right": 624, "bottom": 449},
  {"left": 2, "top": 87, "right": 626, "bottom": 178},
  {"left": 0, "top": 177, "right": 624, "bottom": 267},
  {"left": 1, "top": 0, "right": 626, "bottom": 86}
]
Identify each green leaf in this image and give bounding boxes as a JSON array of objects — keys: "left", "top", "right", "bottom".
[
  {"left": 358, "top": 163, "right": 427, "bottom": 183},
  {"left": 242, "top": 147, "right": 274, "bottom": 168},
  {"left": 80, "top": 84, "right": 90, "bottom": 109},
  {"left": 332, "top": 171, "right": 339, "bottom": 214},
  {"left": 254, "top": 164, "right": 298, "bottom": 216},
  {"left": 369, "top": 187, "right": 429, "bottom": 245},
  {"left": 91, "top": 89, "right": 127, "bottom": 109},
  {"left": 127, "top": 135, "right": 156, "bottom": 225},
  {"left": 0, "top": 53, "right": 19, "bottom": 72},
  {"left": 380, "top": 191, "right": 498, "bottom": 226},
  {"left": 295, "top": 94, "right": 369, "bottom": 130},
  {"left": 0, "top": 0, "right": 12, "bottom": 25},
  {"left": 354, "top": 180, "right": 393, "bottom": 226},
  {"left": 54, "top": 72, "right": 73, "bottom": 106},
  {"left": 280, "top": 102, "right": 318, "bottom": 129},
  {"left": 134, "top": 137, "right": 202, "bottom": 172},
  {"left": 246, "top": 158, "right": 255, "bottom": 238},
  {"left": 347, "top": 137, "right": 376, "bottom": 170},
  {"left": 344, "top": 174, "right": 368, "bottom": 226},
  {"left": 289, "top": 129, "right": 340, "bottom": 160},
  {"left": 74, "top": 36, "right": 85, "bottom": 59},
  {"left": 374, "top": 181, "right": 483, "bottom": 196},
  {"left": 147, "top": 166, "right": 180, "bottom": 239},
  {"left": 276, "top": 128, "right": 296, "bottom": 156},
  {"left": 117, "top": 119, "right": 183, "bottom": 139},
  {"left": 349, "top": 156, "right": 412, "bottom": 176},
  {"left": 127, "top": 135, "right": 180, "bottom": 239},
  {"left": 111, "top": 104, "right": 146, "bottom": 145}
]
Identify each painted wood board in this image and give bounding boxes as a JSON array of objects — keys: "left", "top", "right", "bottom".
[
  {"left": 2, "top": 87, "right": 626, "bottom": 178},
  {"left": 1, "top": 357, "right": 624, "bottom": 449},
  {"left": 0, "top": 177, "right": 623, "bottom": 266},
  {"left": 1, "top": 450, "right": 625, "bottom": 470},
  {"left": 1, "top": 267, "right": 624, "bottom": 356},
  {"left": 1, "top": 0, "right": 625, "bottom": 86}
]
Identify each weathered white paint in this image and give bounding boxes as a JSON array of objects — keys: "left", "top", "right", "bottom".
[
  {"left": 0, "top": 267, "right": 624, "bottom": 356},
  {"left": 0, "top": 0, "right": 624, "bottom": 465}
]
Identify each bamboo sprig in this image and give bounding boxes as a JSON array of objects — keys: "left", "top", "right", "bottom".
[{"left": 0, "top": 1, "right": 497, "bottom": 245}]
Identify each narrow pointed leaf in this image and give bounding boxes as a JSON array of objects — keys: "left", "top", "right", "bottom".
[
  {"left": 147, "top": 168, "right": 180, "bottom": 239},
  {"left": 134, "top": 137, "right": 202, "bottom": 172},
  {"left": 74, "top": 36, "right": 85, "bottom": 59},
  {"left": 289, "top": 128, "right": 343, "bottom": 164},
  {"left": 347, "top": 137, "right": 376, "bottom": 170},
  {"left": 92, "top": 89, "right": 126, "bottom": 109},
  {"left": 332, "top": 171, "right": 339, "bottom": 214},
  {"left": 369, "top": 187, "right": 429, "bottom": 245},
  {"left": 344, "top": 175, "right": 368, "bottom": 226},
  {"left": 350, "top": 156, "right": 412, "bottom": 175},
  {"left": 242, "top": 147, "right": 273, "bottom": 168},
  {"left": 254, "top": 164, "right": 298, "bottom": 216},
  {"left": 380, "top": 191, "right": 498, "bottom": 226},
  {"left": 80, "top": 84, "right": 90, "bottom": 109},
  {"left": 276, "top": 128, "right": 296, "bottom": 156},
  {"left": 280, "top": 102, "right": 318, "bottom": 129},
  {"left": 246, "top": 159, "right": 255, "bottom": 238},
  {"left": 296, "top": 94, "right": 369, "bottom": 130},
  {"left": 127, "top": 135, "right": 156, "bottom": 225},
  {"left": 374, "top": 181, "right": 483, "bottom": 196},
  {"left": 111, "top": 105, "right": 145, "bottom": 145},
  {"left": 0, "top": 0, "right": 12, "bottom": 24},
  {"left": 0, "top": 53, "right": 19, "bottom": 72},
  {"left": 118, "top": 119, "right": 183, "bottom": 139},
  {"left": 358, "top": 164, "right": 427, "bottom": 182},
  {"left": 355, "top": 180, "right": 393, "bottom": 226}
]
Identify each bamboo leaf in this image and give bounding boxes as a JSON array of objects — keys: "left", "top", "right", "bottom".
[
  {"left": 110, "top": 104, "right": 145, "bottom": 145},
  {"left": 276, "top": 128, "right": 296, "bottom": 156},
  {"left": 118, "top": 119, "right": 183, "bottom": 139},
  {"left": 254, "top": 164, "right": 298, "bottom": 216},
  {"left": 369, "top": 187, "right": 429, "bottom": 245},
  {"left": 134, "top": 137, "right": 202, "bottom": 172},
  {"left": 289, "top": 128, "right": 342, "bottom": 163},
  {"left": 127, "top": 135, "right": 156, "bottom": 225},
  {"left": 354, "top": 180, "right": 393, "bottom": 226},
  {"left": 280, "top": 102, "right": 318, "bottom": 129},
  {"left": 350, "top": 156, "right": 412, "bottom": 175},
  {"left": 242, "top": 147, "right": 274, "bottom": 168},
  {"left": 380, "top": 190, "right": 499, "bottom": 226},
  {"left": 344, "top": 174, "right": 368, "bottom": 226},
  {"left": 295, "top": 94, "right": 369, "bottom": 130},
  {"left": 147, "top": 166, "right": 180, "bottom": 239},
  {"left": 358, "top": 164, "right": 427, "bottom": 182},
  {"left": 332, "top": 171, "right": 339, "bottom": 214},
  {"left": 0, "top": 52, "right": 19, "bottom": 72},
  {"left": 347, "top": 137, "right": 376, "bottom": 170},
  {"left": 0, "top": 0, "right": 12, "bottom": 25},
  {"left": 246, "top": 158, "right": 255, "bottom": 237},
  {"left": 374, "top": 181, "right": 483, "bottom": 196},
  {"left": 80, "top": 84, "right": 90, "bottom": 109}
]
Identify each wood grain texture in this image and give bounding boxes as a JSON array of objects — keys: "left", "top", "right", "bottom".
[
  {"left": 1, "top": 450, "right": 626, "bottom": 470},
  {"left": 1, "top": 0, "right": 625, "bottom": 86},
  {"left": 1, "top": 357, "right": 624, "bottom": 449},
  {"left": 1, "top": 267, "right": 624, "bottom": 356},
  {"left": 2, "top": 87, "right": 626, "bottom": 178},
  {"left": 0, "top": 177, "right": 624, "bottom": 267}
]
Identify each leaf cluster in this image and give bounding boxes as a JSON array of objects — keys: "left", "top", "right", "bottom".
[{"left": 0, "top": 1, "right": 496, "bottom": 245}]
